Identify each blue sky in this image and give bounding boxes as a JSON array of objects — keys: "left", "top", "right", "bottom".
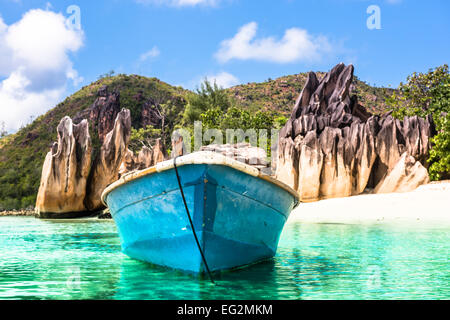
[{"left": 0, "top": 0, "right": 449, "bottom": 131}]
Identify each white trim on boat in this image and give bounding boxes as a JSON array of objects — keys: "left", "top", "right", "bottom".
[{"left": 101, "top": 151, "right": 299, "bottom": 205}]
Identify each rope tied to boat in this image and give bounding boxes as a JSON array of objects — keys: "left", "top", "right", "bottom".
[{"left": 173, "top": 157, "right": 215, "bottom": 285}]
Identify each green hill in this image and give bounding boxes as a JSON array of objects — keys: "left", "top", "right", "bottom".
[
  {"left": 225, "top": 73, "right": 394, "bottom": 115},
  {"left": 0, "top": 72, "right": 393, "bottom": 211}
]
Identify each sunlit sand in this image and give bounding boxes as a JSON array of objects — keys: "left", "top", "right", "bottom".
[{"left": 289, "top": 181, "right": 450, "bottom": 225}]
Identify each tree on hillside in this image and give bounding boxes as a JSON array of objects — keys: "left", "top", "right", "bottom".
[
  {"left": 98, "top": 70, "right": 115, "bottom": 80},
  {"left": 129, "top": 125, "right": 162, "bottom": 153},
  {"left": 183, "top": 79, "right": 231, "bottom": 125},
  {"left": 198, "top": 106, "right": 278, "bottom": 156},
  {"left": 0, "top": 122, "right": 7, "bottom": 138},
  {"left": 388, "top": 64, "right": 449, "bottom": 118},
  {"left": 147, "top": 90, "right": 171, "bottom": 140},
  {"left": 388, "top": 64, "right": 450, "bottom": 180}
]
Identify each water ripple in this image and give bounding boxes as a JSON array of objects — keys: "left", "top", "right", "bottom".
[{"left": 0, "top": 217, "right": 448, "bottom": 299}]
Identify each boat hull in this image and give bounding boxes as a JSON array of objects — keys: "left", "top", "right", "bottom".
[{"left": 104, "top": 163, "right": 297, "bottom": 273}]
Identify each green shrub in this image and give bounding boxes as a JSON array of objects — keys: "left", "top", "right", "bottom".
[
  {"left": 429, "top": 114, "right": 450, "bottom": 181},
  {"left": 388, "top": 65, "right": 450, "bottom": 180}
]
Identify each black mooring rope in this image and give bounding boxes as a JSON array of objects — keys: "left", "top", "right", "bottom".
[{"left": 173, "top": 157, "right": 215, "bottom": 284}]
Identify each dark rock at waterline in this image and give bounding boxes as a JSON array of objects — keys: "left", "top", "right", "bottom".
[
  {"left": 275, "top": 63, "right": 434, "bottom": 202},
  {"left": 98, "top": 210, "right": 112, "bottom": 219}
]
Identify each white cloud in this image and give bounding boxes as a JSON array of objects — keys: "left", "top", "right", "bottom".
[
  {"left": 0, "top": 9, "right": 84, "bottom": 132},
  {"left": 215, "top": 22, "right": 332, "bottom": 64},
  {"left": 205, "top": 72, "right": 239, "bottom": 88},
  {"left": 135, "top": 0, "right": 221, "bottom": 7},
  {"left": 139, "top": 46, "right": 160, "bottom": 62},
  {"left": 182, "top": 71, "right": 239, "bottom": 90}
]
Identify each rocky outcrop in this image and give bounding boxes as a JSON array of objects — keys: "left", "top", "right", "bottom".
[
  {"left": 118, "top": 139, "right": 169, "bottom": 174},
  {"left": 36, "top": 117, "right": 92, "bottom": 217},
  {"left": 200, "top": 143, "right": 270, "bottom": 173},
  {"left": 296, "top": 132, "right": 323, "bottom": 202},
  {"left": 73, "top": 85, "right": 121, "bottom": 144},
  {"left": 374, "top": 153, "right": 430, "bottom": 194},
  {"left": 36, "top": 105, "right": 172, "bottom": 216},
  {"left": 171, "top": 132, "right": 186, "bottom": 158},
  {"left": 119, "top": 149, "right": 137, "bottom": 176},
  {"left": 276, "top": 63, "right": 434, "bottom": 202},
  {"left": 136, "top": 146, "right": 153, "bottom": 170},
  {"left": 90, "top": 87, "right": 121, "bottom": 143},
  {"left": 141, "top": 100, "right": 164, "bottom": 128},
  {"left": 152, "top": 138, "right": 169, "bottom": 165},
  {"left": 85, "top": 109, "right": 131, "bottom": 211}
]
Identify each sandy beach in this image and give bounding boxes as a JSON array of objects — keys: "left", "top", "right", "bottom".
[{"left": 289, "top": 181, "right": 450, "bottom": 225}]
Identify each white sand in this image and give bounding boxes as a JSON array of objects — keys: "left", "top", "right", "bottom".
[{"left": 288, "top": 181, "right": 450, "bottom": 226}]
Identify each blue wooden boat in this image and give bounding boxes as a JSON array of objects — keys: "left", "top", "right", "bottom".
[{"left": 101, "top": 152, "right": 299, "bottom": 274}]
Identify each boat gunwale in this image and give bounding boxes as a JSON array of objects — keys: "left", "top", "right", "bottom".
[{"left": 101, "top": 151, "right": 299, "bottom": 205}]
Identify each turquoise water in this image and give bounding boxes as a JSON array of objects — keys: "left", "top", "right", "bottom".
[{"left": 0, "top": 217, "right": 448, "bottom": 300}]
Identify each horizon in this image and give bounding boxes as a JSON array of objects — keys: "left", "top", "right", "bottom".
[{"left": 0, "top": 0, "right": 449, "bottom": 132}]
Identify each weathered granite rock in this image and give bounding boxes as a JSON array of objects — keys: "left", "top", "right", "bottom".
[
  {"left": 275, "top": 63, "right": 434, "bottom": 201},
  {"left": 201, "top": 143, "right": 269, "bottom": 171},
  {"left": 318, "top": 127, "right": 353, "bottom": 199},
  {"left": 119, "top": 149, "right": 136, "bottom": 176},
  {"left": 118, "top": 140, "right": 169, "bottom": 175},
  {"left": 171, "top": 132, "right": 186, "bottom": 158},
  {"left": 88, "top": 86, "right": 121, "bottom": 144},
  {"left": 351, "top": 119, "right": 377, "bottom": 195},
  {"left": 296, "top": 132, "right": 323, "bottom": 202},
  {"left": 136, "top": 146, "right": 153, "bottom": 170},
  {"left": 141, "top": 100, "right": 164, "bottom": 128},
  {"left": 275, "top": 137, "right": 298, "bottom": 190},
  {"left": 374, "top": 152, "right": 430, "bottom": 194},
  {"left": 36, "top": 117, "right": 92, "bottom": 216},
  {"left": 86, "top": 109, "right": 131, "bottom": 211},
  {"left": 152, "top": 138, "right": 169, "bottom": 165}
]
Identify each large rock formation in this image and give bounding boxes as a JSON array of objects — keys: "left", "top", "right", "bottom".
[
  {"left": 85, "top": 109, "right": 132, "bottom": 211},
  {"left": 36, "top": 118, "right": 92, "bottom": 217},
  {"left": 35, "top": 83, "right": 177, "bottom": 217},
  {"left": 276, "top": 63, "right": 434, "bottom": 202},
  {"left": 36, "top": 107, "right": 172, "bottom": 216}
]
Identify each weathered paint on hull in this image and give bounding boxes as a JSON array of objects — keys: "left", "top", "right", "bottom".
[{"left": 104, "top": 164, "right": 297, "bottom": 273}]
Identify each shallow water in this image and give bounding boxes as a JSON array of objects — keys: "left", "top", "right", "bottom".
[{"left": 0, "top": 217, "right": 448, "bottom": 300}]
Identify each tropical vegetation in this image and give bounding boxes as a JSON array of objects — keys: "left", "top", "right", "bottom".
[{"left": 388, "top": 64, "right": 450, "bottom": 181}]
